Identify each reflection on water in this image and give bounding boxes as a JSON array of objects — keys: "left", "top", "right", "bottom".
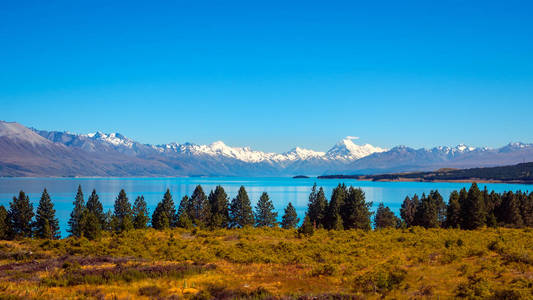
[{"left": 0, "top": 177, "right": 530, "bottom": 237}]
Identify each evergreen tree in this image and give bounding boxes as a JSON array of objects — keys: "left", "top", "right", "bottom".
[
  {"left": 152, "top": 189, "right": 176, "bottom": 230},
  {"left": 208, "top": 186, "right": 230, "bottom": 228},
  {"left": 190, "top": 185, "right": 210, "bottom": 227},
  {"left": 177, "top": 211, "right": 193, "bottom": 229},
  {"left": 113, "top": 189, "right": 133, "bottom": 232},
  {"left": 175, "top": 195, "right": 193, "bottom": 228},
  {"left": 521, "top": 192, "right": 533, "bottom": 227},
  {"left": 68, "top": 185, "right": 85, "bottom": 237},
  {"left": 325, "top": 184, "right": 347, "bottom": 229},
  {"left": 281, "top": 202, "right": 299, "bottom": 229},
  {"left": 307, "top": 184, "right": 327, "bottom": 228},
  {"left": 374, "top": 203, "right": 399, "bottom": 229},
  {"left": 486, "top": 191, "right": 501, "bottom": 227},
  {"left": 102, "top": 210, "right": 113, "bottom": 231},
  {"left": 229, "top": 186, "right": 254, "bottom": 228},
  {"left": 132, "top": 195, "right": 150, "bottom": 229},
  {"left": 298, "top": 214, "right": 314, "bottom": 236},
  {"left": 254, "top": 192, "right": 278, "bottom": 227},
  {"left": 33, "top": 189, "right": 60, "bottom": 239},
  {"left": 429, "top": 190, "right": 446, "bottom": 226},
  {"left": 415, "top": 193, "right": 439, "bottom": 228},
  {"left": 445, "top": 191, "right": 461, "bottom": 228},
  {"left": 460, "top": 183, "right": 487, "bottom": 230},
  {"left": 500, "top": 191, "right": 523, "bottom": 227},
  {"left": 400, "top": 195, "right": 417, "bottom": 227},
  {"left": 342, "top": 187, "right": 372, "bottom": 230},
  {"left": 7, "top": 191, "right": 34, "bottom": 238},
  {"left": 81, "top": 210, "right": 101, "bottom": 240},
  {"left": 0, "top": 205, "right": 8, "bottom": 240},
  {"left": 86, "top": 189, "right": 105, "bottom": 228},
  {"left": 331, "top": 213, "right": 344, "bottom": 230}
]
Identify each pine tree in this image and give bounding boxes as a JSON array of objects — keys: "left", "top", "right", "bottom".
[
  {"left": 229, "top": 186, "right": 254, "bottom": 228},
  {"left": 298, "top": 214, "right": 314, "bottom": 236},
  {"left": 325, "top": 184, "right": 347, "bottom": 229},
  {"left": 68, "top": 185, "right": 85, "bottom": 237},
  {"left": 415, "top": 193, "right": 439, "bottom": 228},
  {"left": 254, "top": 192, "right": 278, "bottom": 227},
  {"left": 429, "top": 190, "right": 446, "bottom": 227},
  {"left": 521, "top": 192, "right": 533, "bottom": 227},
  {"left": 500, "top": 191, "right": 523, "bottom": 227},
  {"left": 190, "top": 185, "right": 210, "bottom": 227},
  {"left": 445, "top": 191, "right": 461, "bottom": 228},
  {"left": 374, "top": 203, "right": 399, "bottom": 229},
  {"left": 86, "top": 189, "right": 105, "bottom": 229},
  {"left": 177, "top": 211, "right": 193, "bottom": 229},
  {"left": 208, "top": 186, "right": 230, "bottom": 228},
  {"left": 342, "top": 187, "right": 372, "bottom": 230},
  {"left": 460, "top": 183, "right": 487, "bottom": 230},
  {"left": 81, "top": 210, "right": 101, "bottom": 240},
  {"left": 113, "top": 189, "right": 133, "bottom": 232},
  {"left": 0, "top": 205, "right": 8, "bottom": 240},
  {"left": 175, "top": 195, "right": 192, "bottom": 228},
  {"left": 307, "top": 184, "right": 327, "bottom": 228},
  {"left": 331, "top": 213, "right": 344, "bottom": 230},
  {"left": 33, "top": 189, "right": 60, "bottom": 239},
  {"left": 152, "top": 189, "right": 176, "bottom": 230},
  {"left": 102, "top": 210, "right": 113, "bottom": 231},
  {"left": 400, "top": 195, "right": 417, "bottom": 227},
  {"left": 486, "top": 191, "right": 501, "bottom": 227},
  {"left": 132, "top": 195, "right": 150, "bottom": 229},
  {"left": 7, "top": 191, "right": 34, "bottom": 238},
  {"left": 281, "top": 202, "right": 299, "bottom": 229}
]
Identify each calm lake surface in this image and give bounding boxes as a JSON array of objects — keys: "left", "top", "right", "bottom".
[{"left": 0, "top": 177, "right": 531, "bottom": 237}]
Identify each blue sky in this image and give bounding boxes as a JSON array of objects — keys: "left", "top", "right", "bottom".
[{"left": 1, "top": 1, "right": 532, "bottom": 152}]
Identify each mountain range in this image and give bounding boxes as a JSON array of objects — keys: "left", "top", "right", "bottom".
[{"left": 1, "top": 120, "right": 533, "bottom": 177}]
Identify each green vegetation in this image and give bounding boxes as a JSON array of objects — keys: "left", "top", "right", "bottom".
[
  {"left": 1, "top": 182, "right": 533, "bottom": 298},
  {"left": 254, "top": 192, "right": 278, "bottom": 227},
  {"left": 33, "top": 189, "right": 60, "bottom": 240},
  {"left": 7, "top": 191, "right": 34, "bottom": 238},
  {"left": 319, "top": 162, "right": 533, "bottom": 183},
  {"left": 0, "top": 227, "right": 532, "bottom": 298}
]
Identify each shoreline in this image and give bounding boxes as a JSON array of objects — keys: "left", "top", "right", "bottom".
[{"left": 320, "top": 177, "right": 533, "bottom": 184}]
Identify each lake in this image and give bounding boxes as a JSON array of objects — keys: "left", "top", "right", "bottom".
[{"left": 0, "top": 177, "right": 530, "bottom": 237}]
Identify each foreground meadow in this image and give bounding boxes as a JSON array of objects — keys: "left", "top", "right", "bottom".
[{"left": 0, "top": 227, "right": 532, "bottom": 299}]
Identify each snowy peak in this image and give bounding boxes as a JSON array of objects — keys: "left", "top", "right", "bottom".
[
  {"left": 326, "top": 136, "right": 386, "bottom": 160},
  {"left": 499, "top": 142, "right": 533, "bottom": 153},
  {"left": 284, "top": 147, "right": 326, "bottom": 160},
  {"left": 454, "top": 144, "right": 476, "bottom": 153},
  {"left": 85, "top": 132, "right": 134, "bottom": 148}
]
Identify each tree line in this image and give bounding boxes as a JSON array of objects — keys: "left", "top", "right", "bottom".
[{"left": 0, "top": 182, "right": 531, "bottom": 240}]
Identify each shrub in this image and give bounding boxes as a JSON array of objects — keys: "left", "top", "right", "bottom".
[
  {"left": 311, "top": 264, "right": 336, "bottom": 277},
  {"left": 138, "top": 285, "right": 163, "bottom": 297},
  {"left": 354, "top": 264, "right": 407, "bottom": 294},
  {"left": 455, "top": 275, "right": 492, "bottom": 298}
]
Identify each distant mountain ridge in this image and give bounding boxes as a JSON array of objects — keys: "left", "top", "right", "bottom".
[{"left": 1, "top": 120, "right": 533, "bottom": 177}]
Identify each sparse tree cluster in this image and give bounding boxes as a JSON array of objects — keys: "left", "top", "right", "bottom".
[
  {"left": 400, "top": 183, "right": 533, "bottom": 229},
  {"left": 1, "top": 182, "right": 532, "bottom": 241},
  {"left": 303, "top": 183, "right": 373, "bottom": 231}
]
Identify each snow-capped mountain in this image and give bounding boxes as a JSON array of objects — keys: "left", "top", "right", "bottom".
[
  {"left": 152, "top": 137, "right": 382, "bottom": 163},
  {"left": 326, "top": 137, "right": 387, "bottom": 160},
  {"left": 1, "top": 121, "right": 533, "bottom": 177}
]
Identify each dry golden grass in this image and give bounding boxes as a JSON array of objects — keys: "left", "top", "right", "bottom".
[{"left": 0, "top": 227, "right": 532, "bottom": 299}]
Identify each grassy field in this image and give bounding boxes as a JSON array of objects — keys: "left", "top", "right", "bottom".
[{"left": 0, "top": 227, "right": 532, "bottom": 299}]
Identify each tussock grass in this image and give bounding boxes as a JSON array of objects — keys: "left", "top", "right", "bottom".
[{"left": 0, "top": 227, "right": 532, "bottom": 299}]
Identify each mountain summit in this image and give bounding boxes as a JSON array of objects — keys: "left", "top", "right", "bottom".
[
  {"left": 1, "top": 121, "right": 533, "bottom": 177},
  {"left": 326, "top": 137, "right": 387, "bottom": 160}
]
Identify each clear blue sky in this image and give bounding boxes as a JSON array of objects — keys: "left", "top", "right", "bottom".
[{"left": 1, "top": 1, "right": 532, "bottom": 152}]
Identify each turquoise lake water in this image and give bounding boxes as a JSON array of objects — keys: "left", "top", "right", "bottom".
[{"left": 0, "top": 177, "right": 530, "bottom": 237}]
